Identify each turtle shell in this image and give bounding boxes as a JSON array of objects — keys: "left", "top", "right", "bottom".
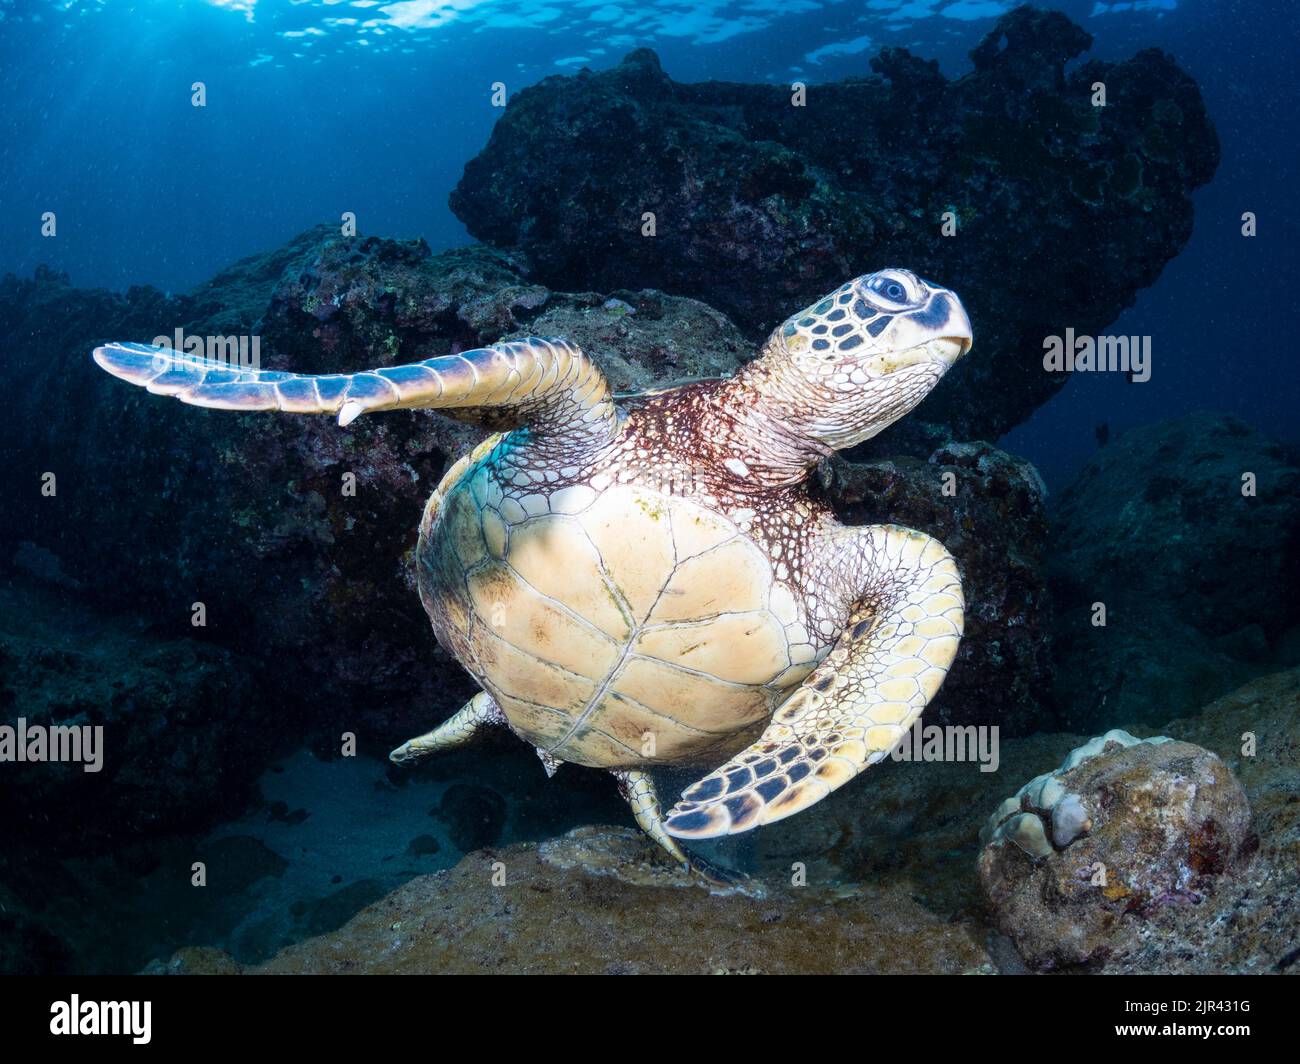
[{"left": 416, "top": 447, "right": 817, "bottom": 769}]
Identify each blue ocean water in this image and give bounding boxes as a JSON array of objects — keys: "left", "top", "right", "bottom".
[{"left": 0, "top": 0, "right": 1295, "bottom": 486}]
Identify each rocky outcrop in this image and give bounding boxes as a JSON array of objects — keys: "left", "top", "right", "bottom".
[
  {"left": 149, "top": 668, "right": 1298, "bottom": 976},
  {"left": 180, "top": 826, "right": 991, "bottom": 975},
  {"left": 450, "top": 7, "right": 1218, "bottom": 440},
  {"left": 1049, "top": 413, "right": 1300, "bottom": 731}
]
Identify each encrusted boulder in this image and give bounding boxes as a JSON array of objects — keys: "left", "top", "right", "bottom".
[
  {"left": 1049, "top": 413, "right": 1300, "bottom": 730},
  {"left": 451, "top": 8, "right": 1218, "bottom": 440},
  {"left": 1105, "top": 669, "right": 1300, "bottom": 974},
  {"left": 228, "top": 826, "right": 989, "bottom": 974},
  {"left": 979, "top": 729, "right": 1255, "bottom": 971}
]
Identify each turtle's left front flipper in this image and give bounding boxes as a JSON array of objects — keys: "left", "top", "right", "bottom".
[
  {"left": 664, "top": 525, "right": 963, "bottom": 839},
  {"left": 92, "top": 336, "right": 617, "bottom": 443}
]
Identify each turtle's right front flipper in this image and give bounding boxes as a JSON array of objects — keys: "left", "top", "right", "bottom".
[{"left": 93, "top": 336, "right": 618, "bottom": 444}]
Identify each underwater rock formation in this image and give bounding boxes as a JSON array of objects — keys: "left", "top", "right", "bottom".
[
  {"left": 1103, "top": 668, "right": 1300, "bottom": 974},
  {"left": 450, "top": 6, "right": 1218, "bottom": 440},
  {"left": 0, "top": 226, "right": 1049, "bottom": 748},
  {"left": 0, "top": 580, "right": 264, "bottom": 852},
  {"left": 979, "top": 730, "right": 1255, "bottom": 971},
  {"left": 1049, "top": 413, "right": 1300, "bottom": 730},
  {"left": 122, "top": 666, "right": 1296, "bottom": 975},
  {"left": 150, "top": 666, "right": 1298, "bottom": 976},
  {"left": 177, "top": 826, "right": 990, "bottom": 975}
]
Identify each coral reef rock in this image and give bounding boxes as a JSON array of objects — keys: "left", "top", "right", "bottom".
[
  {"left": 1050, "top": 413, "right": 1300, "bottom": 730},
  {"left": 451, "top": 7, "right": 1218, "bottom": 440},
  {"left": 979, "top": 729, "right": 1255, "bottom": 971},
  {"left": 1098, "top": 669, "right": 1300, "bottom": 974},
  {"left": 149, "top": 669, "right": 1298, "bottom": 975},
  {"left": 162, "top": 826, "right": 989, "bottom": 975}
]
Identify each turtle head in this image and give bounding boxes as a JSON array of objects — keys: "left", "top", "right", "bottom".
[{"left": 765, "top": 269, "right": 972, "bottom": 450}]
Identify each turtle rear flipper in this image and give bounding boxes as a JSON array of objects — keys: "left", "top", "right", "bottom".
[
  {"left": 613, "top": 769, "right": 754, "bottom": 892},
  {"left": 93, "top": 337, "right": 618, "bottom": 443},
  {"left": 388, "top": 691, "right": 505, "bottom": 765}
]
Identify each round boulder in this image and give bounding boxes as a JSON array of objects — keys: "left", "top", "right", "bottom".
[{"left": 979, "top": 730, "right": 1254, "bottom": 970}]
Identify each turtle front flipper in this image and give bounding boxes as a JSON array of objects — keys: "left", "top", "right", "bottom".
[
  {"left": 93, "top": 336, "right": 618, "bottom": 443},
  {"left": 664, "top": 525, "right": 964, "bottom": 839}
]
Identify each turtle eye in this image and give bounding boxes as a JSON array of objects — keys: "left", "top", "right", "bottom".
[{"left": 866, "top": 273, "right": 911, "bottom": 305}]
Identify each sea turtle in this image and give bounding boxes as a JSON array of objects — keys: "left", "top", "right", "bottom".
[{"left": 93, "top": 268, "right": 971, "bottom": 880}]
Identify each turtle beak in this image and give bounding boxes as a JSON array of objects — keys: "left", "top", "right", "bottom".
[
  {"left": 885, "top": 288, "right": 972, "bottom": 370},
  {"left": 940, "top": 296, "right": 973, "bottom": 363},
  {"left": 931, "top": 335, "right": 969, "bottom": 367}
]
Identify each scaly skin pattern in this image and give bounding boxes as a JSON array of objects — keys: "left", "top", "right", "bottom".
[{"left": 92, "top": 268, "right": 974, "bottom": 865}]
